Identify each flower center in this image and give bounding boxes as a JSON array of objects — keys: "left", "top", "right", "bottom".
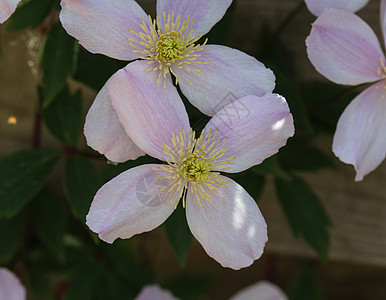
[
  {"left": 152, "top": 129, "right": 235, "bottom": 208},
  {"left": 156, "top": 31, "right": 186, "bottom": 63},
  {"left": 127, "top": 11, "right": 209, "bottom": 87}
]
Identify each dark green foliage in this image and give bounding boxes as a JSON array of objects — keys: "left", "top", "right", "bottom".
[{"left": 289, "top": 262, "right": 324, "bottom": 300}]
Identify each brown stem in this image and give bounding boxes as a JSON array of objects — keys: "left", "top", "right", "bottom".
[
  {"left": 259, "top": 1, "right": 305, "bottom": 58},
  {"left": 262, "top": 253, "right": 276, "bottom": 282},
  {"left": 31, "top": 107, "right": 42, "bottom": 148}
]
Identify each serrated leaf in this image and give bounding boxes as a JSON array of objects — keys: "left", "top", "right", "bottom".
[
  {"left": 41, "top": 85, "right": 82, "bottom": 146},
  {"left": 0, "top": 213, "right": 25, "bottom": 263},
  {"left": 289, "top": 262, "right": 324, "bottom": 300},
  {"left": 165, "top": 204, "right": 193, "bottom": 266},
  {"left": 40, "top": 22, "right": 78, "bottom": 107},
  {"left": 32, "top": 190, "right": 67, "bottom": 260},
  {"left": 64, "top": 155, "right": 102, "bottom": 221},
  {"left": 73, "top": 47, "right": 126, "bottom": 91},
  {"left": 275, "top": 175, "right": 331, "bottom": 259},
  {"left": 0, "top": 149, "right": 60, "bottom": 218},
  {"left": 6, "top": 0, "right": 54, "bottom": 32}
]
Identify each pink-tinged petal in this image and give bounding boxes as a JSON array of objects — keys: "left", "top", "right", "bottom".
[
  {"left": 135, "top": 285, "right": 179, "bottom": 300},
  {"left": 156, "top": 0, "right": 232, "bottom": 36},
  {"left": 86, "top": 164, "right": 176, "bottom": 243},
  {"left": 0, "top": 268, "right": 26, "bottom": 300},
  {"left": 305, "top": 0, "right": 369, "bottom": 17},
  {"left": 306, "top": 8, "right": 384, "bottom": 85},
  {"left": 230, "top": 281, "right": 287, "bottom": 300},
  {"left": 186, "top": 176, "right": 267, "bottom": 270},
  {"left": 332, "top": 83, "right": 386, "bottom": 181},
  {"left": 381, "top": 0, "right": 386, "bottom": 47},
  {"left": 109, "top": 60, "right": 190, "bottom": 162},
  {"left": 60, "top": 0, "right": 149, "bottom": 61},
  {"left": 84, "top": 79, "right": 145, "bottom": 163},
  {"left": 0, "top": 0, "right": 20, "bottom": 23},
  {"left": 204, "top": 94, "right": 294, "bottom": 173},
  {"left": 175, "top": 45, "right": 275, "bottom": 116}
]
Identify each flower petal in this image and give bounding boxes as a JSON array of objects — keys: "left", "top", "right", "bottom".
[
  {"left": 135, "top": 285, "right": 179, "bottom": 300},
  {"left": 0, "top": 268, "right": 26, "bottom": 300},
  {"left": 0, "top": 0, "right": 20, "bottom": 23},
  {"left": 156, "top": 0, "right": 232, "bottom": 36},
  {"left": 86, "top": 164, "right": 176, "bottom": 243},
  {"left": 204, "top": 94, "right": 294, "bottom": 173},
  {"left": 332, "top": 83, "right": 386, "bottom": 181},
  {"left": 84, "top": 79, "right": 145, "bottom": 163},
  {"left": 306, "top": 8, "right": 384, "bottom": 85},
  {"left": 59, "top": 0, "right": 149, "bottom": 60},
  {"left": 186, "top": 176, "right": 267, "bottom": 270},
  {"left": 230, "top": 281, "right": 287, "bottom": 300},
  {"left": 305, "top": 0, "right": 369, "bottom": 17},
  {"left": 108, "top": 60, "right": 190, "bottom": 162},
  {"left": 175, "top": 45, "right": 275, "bottom": 116},
  {"left": 381, "top": 0, "right": 386, "bottom": 47}
]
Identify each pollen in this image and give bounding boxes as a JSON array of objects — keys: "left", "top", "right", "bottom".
[
  {"left": 127, "top": 11, "right": 210, "bottom": 87},
  {"left": 376, "top": 57, "right": 386, "bottom": 99},
  {"left": 152, "top": 128, "right": 235, "bottom": 208}
]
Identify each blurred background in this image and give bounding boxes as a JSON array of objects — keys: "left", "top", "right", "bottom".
[{"left": 1, "top": 0, "right": 386, "bottom": 299}]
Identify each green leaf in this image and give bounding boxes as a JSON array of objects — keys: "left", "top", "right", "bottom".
[
  {"left": 289, "top": 261, "right": 324, "bottom": 300},
  {"left": 32, "top": 190, "right": 67, "bottom": 260},
  {"left": 165, "top": 203, "right": 193, "bottom": 266},
  {"left": 73, "top": 47, "right": 126, "bottom": 91},
  {"left": 251, "top": 156, "right": 289, "bottom": 179},
  {"left": 279, "top": 138, "right": 335, "bottom": 171},
  {"left": 64, "top": 259, "right": 103, "bottom": 300},
  {"left": 275, "top": 175, "right": 331, "bottom": 259},
  {"left": 0, "top": 213, "right": 25, "bottom": 263},
  {"left": 6, "top": 0, "right": 54, "bottom": 32},
  {"left": 41, "top": 86, "right": 82, "bottom": 146},
  {"left": 64, "top": 155, "right": 102, "bottom": 221},
  {"left": 163, "top": 272, "right": 213, "bottom": 300},
  {"left": 28, "top": 270, "right": 55, "bottom": 300},
  {"left": 275, "top": 72, "right": 313, "bottom": 134},
  {"left": 0, "top": 149, "right": 60, "bottom": 218},
  {"left": 40, "top": 22, "right": 78, "bottom": 107}
]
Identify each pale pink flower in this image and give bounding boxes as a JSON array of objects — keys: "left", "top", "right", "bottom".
[
  {"left": 306, "top": 8, "right": 386, "bottom": 181},
  {"left": 230, "top": 281, "right": 287, "bottom": 300},
  {"left": 0, "top": 0, "right": 20, "bottom": 23},
  {"left": 305, "top": 0, "right": 369, "bottom": 16},
  {"left": 0, "top": 268, "right": 26, "bottom": 300},
  {"left": 136, "top": 281, "right": 286, "bottom": 300},
  {"left": 135, "top": 285, "right": 178, "bottom": 300},
  {"left": 85, "top": 61, "right": 294, "bottom": 270},
  {"left": 59, "top": 0, "right": 276, "bottom": 163}
]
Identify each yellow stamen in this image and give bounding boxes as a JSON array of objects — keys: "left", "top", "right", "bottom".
[
  {"left": 153, "top": 128, "right": 235, "bottom": 208},
  {"left": 127, "top": 11, "right": 210, "bottom": 87}
]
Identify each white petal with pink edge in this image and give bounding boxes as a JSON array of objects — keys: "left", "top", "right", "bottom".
[
  {"left": 175, "top": 45, "right": 275, "bottom": 116},
  {"left": 60, "top": 0, "right": 149, "bottom": 61},
  {"left": 230, "top": 281, "right": 287, "bottom": 300},
  {"left": 186, "top": 176, "right": 267, "bottom": 270},
  {"left": 305, "top": 0, "right": 369, "bottom": 16},
  {"left": 0, "top": 0, "right": 20, "bottom": 23},
  {"left": 156, "top": 0, "right": 232, "bottom": 36},
  {"left": 204, "top": 94, "right": 294, "bottom": 173},
  {"left": 84, "top": 79, "right": 145, "bottom": 163},
  {"left": 333, "top": 83, "right": 386, "bottom": 181},
  {"left": 135, "top": 285, "right": 179, "bottom": 300},
  {"left": 381, "top": 0, "right": 386, "bottom": 48},
  {"left": 306, "top": 8, "right": 384, "bottom": 85},
  {"left": 109, "top": 60, "right": 190, "bottom": 162},
  {"left": 0, "top": 268, "right": 26, "bottom": 300},
  {"left": 86, "top": 164, "right": 176, "bottom": 243}
]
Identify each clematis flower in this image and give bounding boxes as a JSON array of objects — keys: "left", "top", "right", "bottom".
[
  {"left": 136, "top": 281, "right": 287, "bottom": 300},
  {"left": 135, "top": 285, "right": 178, "bottom": 300},
  {"left": 306, "top": 8, "right": 386, "bottom": 181},
  {"left": 0, "top": 0, "right": 21, "bottom": 23},
  {"left": 85, "top": 61, "right": 294, "bottom": 270},
  {"left": 0, "top": 268, "right": 26, "bottom": 300},
  {"left": 59, "top": 0, "right": 276, "bottom": 163},
  {"left": 304, "top": 0, "right": 369, "bottom": 16}
]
